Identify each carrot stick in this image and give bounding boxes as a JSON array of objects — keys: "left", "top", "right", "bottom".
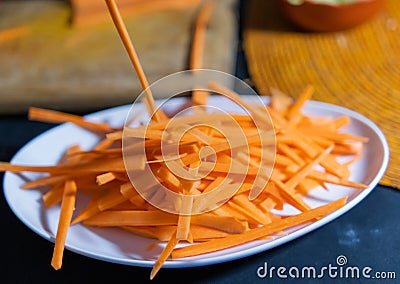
[
  {"left": 0, "top": 156, "right": 142, "bottom": 174},
  {"left": 51, "top": 180, "right": 77, "bottom": 270},
  {"left": 176, "top": 195, "right": 194, "bottom": 240},
  {"left": 96, "top": 172, "right": 117, "bottom": 185},
  {"left": 190, "top": 0, "right": 214, "bottom": 69},
  {"left": 29, "top": 107, "right": 113, "bottom": 133},
  {"left": 150, "top": 230, "right": 179, "bottom": 280},
  {"left": 84, "top": 210, "right": 178, "bottom": 226},
  {"left": 22, "top": 175, "right": 67, "bottom": 189},
  {"left": 171, "top": 197, "right": 347, "bottom": 258},
  {"left": 104, "top": 0, "right": 163, "bottom": 122}
]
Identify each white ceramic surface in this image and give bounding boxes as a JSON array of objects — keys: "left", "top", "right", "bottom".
[{"left": 3, "top": 97, "right": 389, "bottom": 268}]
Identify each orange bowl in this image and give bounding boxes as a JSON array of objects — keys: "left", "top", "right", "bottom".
[{"left": 276, "top": 0, "right": 387, "bottom": 32}]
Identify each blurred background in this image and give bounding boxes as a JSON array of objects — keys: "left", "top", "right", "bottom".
[
  {"left": 0, "top": 0, "right": 399, "bottom": 188},
  {"left": 0, "top": 0, "right": 238, "bottom": 113}
]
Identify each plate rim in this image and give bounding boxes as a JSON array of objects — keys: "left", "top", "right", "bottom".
[{"left": 3, "top": 97, "right": 390, "bottom": 268}]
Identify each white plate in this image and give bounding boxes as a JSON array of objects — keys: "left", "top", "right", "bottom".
[{"left": 3, "top": 97, "right": 389, "bottom": 268}]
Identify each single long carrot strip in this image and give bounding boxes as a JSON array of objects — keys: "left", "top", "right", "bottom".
[
  {"left": 105, "top": 0, "right": 163, "bottom": 122},
  {"left": 51, "top": 180, "right": 77, "bottom": 270},
  {"left": 190, "top": 0, "right": 213, "bottom": 107},
  {"left": 150, "top": 230, "right": 179, "bottom": 280},
  {"left": 308, "top": 170, "right": 367, "bottom": 189},
  {"left": 190, "top": 0, "right": 214, "bottom": 69},
  {"left": 22, "top": 175, "right": 66, "bottom": 189},
  {"left": 29, "top": 107, "right": 113, "bottom": 133},
  {"left": 84, "top": 210, "right": 178, "bottom": 226},
  {"left": 172, "top": 197, "right": 347, "bottom": 258},
  {"left": 0, "top": 156, "right": 141, "bottom": 174}
]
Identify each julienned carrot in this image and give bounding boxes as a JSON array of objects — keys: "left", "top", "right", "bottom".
[
  {"left": 150, "top": 231, "right": 179, "bottom": 280},
  {"left": 171, "top": 197, "right": 347, "bottom": 259},
  {"left": 0, "top": 157, "right": 131, "bottom": 174},
  {"left": 123, "top": 224, "right": 230, "bottom": 242},
  {"left": 84, "top": 210, "right": 178, "bottom": 226},
  {"left": 0, "top": 84, "right": 369, "bottom": 279},
  {"left": 189, "top": 0, "right": 214, "bottom": 107},
  {"left": 29, "top": 107, "right": 113, "bottom": 133},
  {"left": 51, "top": 180, "right": 77, "bottom": 270},
  {"left": 22, "top": 175, "right": 67, "bottom": 189}
]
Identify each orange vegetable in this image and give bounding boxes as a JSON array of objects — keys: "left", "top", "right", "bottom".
[
  {"left": 171, "top": 197, "right": 347, "bottom": 258},
  {"left": 51, "top": 180, "right": 77, "bottom": 270}
]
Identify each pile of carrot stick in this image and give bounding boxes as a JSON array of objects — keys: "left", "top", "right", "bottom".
[
  {"left": 0, "top": 0, "right": 369, "bottom": 280},
  {"left": 0, "top": 85, "right": 368, "bottom": 279}
]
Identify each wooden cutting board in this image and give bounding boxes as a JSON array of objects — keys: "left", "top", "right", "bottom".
[{"left": 0, "top": 0, "right": 237, "bottom": 114}]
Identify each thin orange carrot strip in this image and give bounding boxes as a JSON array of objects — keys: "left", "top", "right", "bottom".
[
  {"left": 172, "top": 197, "right": 347, "bottom": 258},
  {"left": 150, "top": 230, "right": 179, "bottom": 280},
  {"left": 51, "top": 180, "right": 77, "bottom": 270},
  {"left": 84, "top": 210, "right": 178, "bottom": 227},
  {"left": 105, "top": 0, "right": 166, "bottom": 122},
  {"left": 29, "top": 107, "right": 113, "bottom": 133},
  {"left": 22, "top": 175, "right": 66, "bottom": 189},
  {"left": 96, "top": 172, "right": 117, "bottom": 185},
  {"left": 0, "top": 156, "right": 140, "bottom": 174}
]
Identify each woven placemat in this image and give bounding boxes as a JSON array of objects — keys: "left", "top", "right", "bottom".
[{"left": 243, "top": 0, "right": 399, "bottom": 189}]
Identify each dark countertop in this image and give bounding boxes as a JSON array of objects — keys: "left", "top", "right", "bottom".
[{"left": 1, "top": 1, "right": 399, "bottom": 283}]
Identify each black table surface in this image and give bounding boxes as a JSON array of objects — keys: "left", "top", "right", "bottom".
[
  {"left": 1, "top": 118, "right": 399, "bottom": 284},
  {"left": 1, "top": 3, "right": 399, "bottom": 284}
]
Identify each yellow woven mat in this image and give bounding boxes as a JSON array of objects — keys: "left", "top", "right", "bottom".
[{"left": 244, "top": 0, "right": 400, "bottom": 189}]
